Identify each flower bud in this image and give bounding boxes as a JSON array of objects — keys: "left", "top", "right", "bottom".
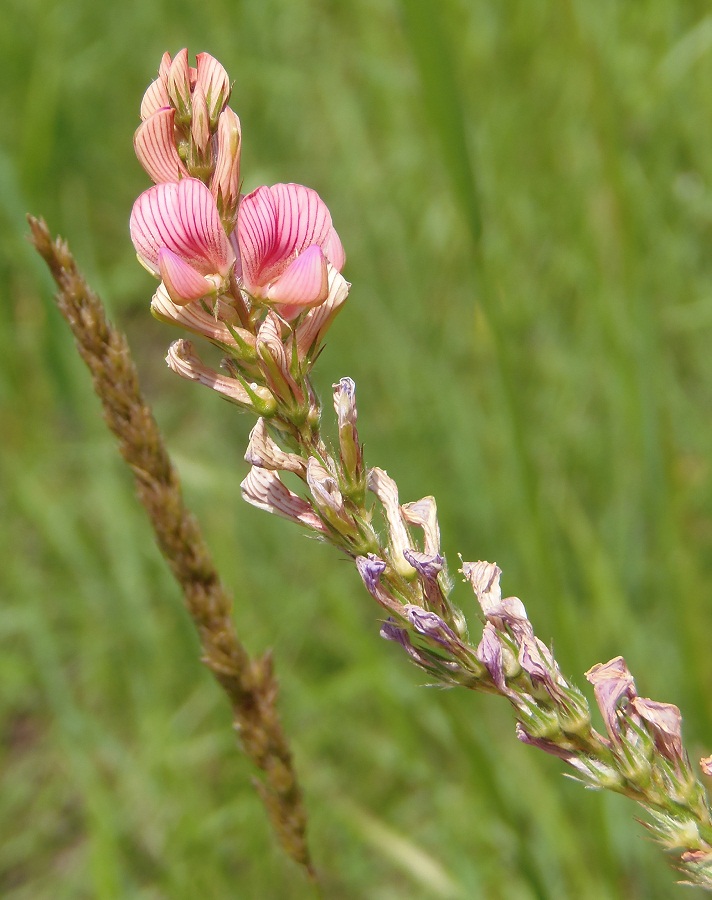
[
  {"left": 167, "top": 48, "right": 193, "bottom": 120},
  {"left": 190, "top": 83, "right": 211, "bottom": 158},
  {"left": 256, "top": 312, "right": 305, "bottom": 410},
  {"left": 195, "top": 52, "right": 231, "bottom": 127},
  {"left": 306, "top": 457, "right": 356, "bottom": 536},
  {"left": 333, "top": 377, "right": 363, "bottom": 488},
  {"left": 212, "top": 107, "right": 241, "bottom": 232}
]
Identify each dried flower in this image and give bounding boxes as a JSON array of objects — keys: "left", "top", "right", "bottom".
[{"left": 241, "top": 466, "right": 328, "bottom": 534}]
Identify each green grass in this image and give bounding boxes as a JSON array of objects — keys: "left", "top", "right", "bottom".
[{"left": 2, "top": 0, "right": 712, "bottom": 896}]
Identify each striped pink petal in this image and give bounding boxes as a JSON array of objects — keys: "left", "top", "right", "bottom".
[
  {"left": 134, "top": 108, "right": 189, "bottom": 184},
  {"left": 130, "top": 177, "right": 234, "bottom": 277},
  {"left": 237, "top": 185, "right": 279, "bottom": 294},
  {"left": 266, "top": 245, "right": 329, "bottom": 313},
  {"left": 158, "top": 248, "right": 212, "bottom": 305},
  {"left": 195, "top": 52, "right": 231, "bottom": 124},
  {"left": 272, "top": 182, "right": 336, "bottom": 268}
]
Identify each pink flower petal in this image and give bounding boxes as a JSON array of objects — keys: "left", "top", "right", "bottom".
[
  {"left": 237, "top": 186, "right": 278, "bottom": 294},
  {"left": 134, "top": 108, "right": 189, "bottom": 184},
  {"left": 272, "top": 182, "right": 334, "bottom": 267},
  {"left": 266, "top": 245, "right": 329, "bottom": 310},
  {"left": 158, "top": 248, "right": 212, "bottom": 304},
  {"left": 130, "top": 178, "right": 233, "bottom": 276},
  {"left": 322, "top": 226, "right": 346, "bottom": 272}
]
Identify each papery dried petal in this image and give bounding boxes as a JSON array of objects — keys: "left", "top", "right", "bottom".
[
  {"left": 403, "top": 604, "right": 458, "bottom": 649},
  {"left": 403, "top": 548, "right": 446, "bottom": 611},
  {"left": 151, "top": 283, "right": 248, "bottom": 346},
  {"left": 460, "top": 560, "right": 501, "bottom": 611},
  {"left": 631, "top": 697, "right": 685, "bottom": 765},
  {"left": 477, "top": 622, "right": 509, "bottom": 694},
  {"left": 134, "top": 108, "right": 189, "bottom": 184},
  {"left": 402, "top": 496, "right": 441, "bottom": 557},
  {"left": 355, "top": 555, "right": 402, "bottom": 615},
  {"left": 367, "top": 468, "right": 416, "bottom": 579},
  {"left": 516, "top": 723, "right": 576, "bottom": 761},
  {"left": 166, "top": 339, "right": 273, "bottom": 411},
  {"left": 306, "top": 457, "right": 354, "bottom": 531},
  {"left": 460, "top": 560, "right": 530, "bottom": 637},
  {"left": 245, "top": 418, "right": 306, "bottom": 476},
  {"left": 241, "top": 467, "right": 328, "bottom": 533},
  {"left": 333, "top": 377, "right": 357, "bottom": 429},
  {"left": 700, "top": 756, "right": 712, "bottom": 777},
  {"left": 585, "top": 656, "right": 637, "bottom": 745},
  {"left": 518, "top": 635, "right": 567, "bottom": 698},
  {"left": 130, "top": 178, "right": 234, "bottom": 278},
  {"left": 333, "top": 377, "right": 362, "bottom": 482},
  {"left": 380, "top": 619, "right": 434, "bottom": 666}
]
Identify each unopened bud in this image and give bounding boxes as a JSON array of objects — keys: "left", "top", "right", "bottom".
[
  {"left": 190, "top": 83, "right": 211, "bottom": 158},
  {"left": 195, "top": 52, "right": 231, "bottom": 127},
  {"left": 212, "top": 108, "right": 241, "bottom": 231},
  {"left": 333, "top": 377, "right": 363, "bottom": 486},
  {"left": 167, "top": 49, "right": 193, "bottom": 121},
  {"left": 256, "top": 312, "right": 305, "bottom": 411},
  {"left": 517, "top": 701, "right": 562, "bottom": 742}
]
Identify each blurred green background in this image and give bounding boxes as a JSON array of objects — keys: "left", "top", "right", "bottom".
[{"left": 2, "top": 0, "right": 712, "bottom": 897}]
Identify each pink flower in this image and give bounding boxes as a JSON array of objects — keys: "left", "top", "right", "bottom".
[
  {"left": 130, "top": 177, "right": 234, "bottom": 305},
  {"left": 236, "top": 183, "right": 345, "bottom": 318}
]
